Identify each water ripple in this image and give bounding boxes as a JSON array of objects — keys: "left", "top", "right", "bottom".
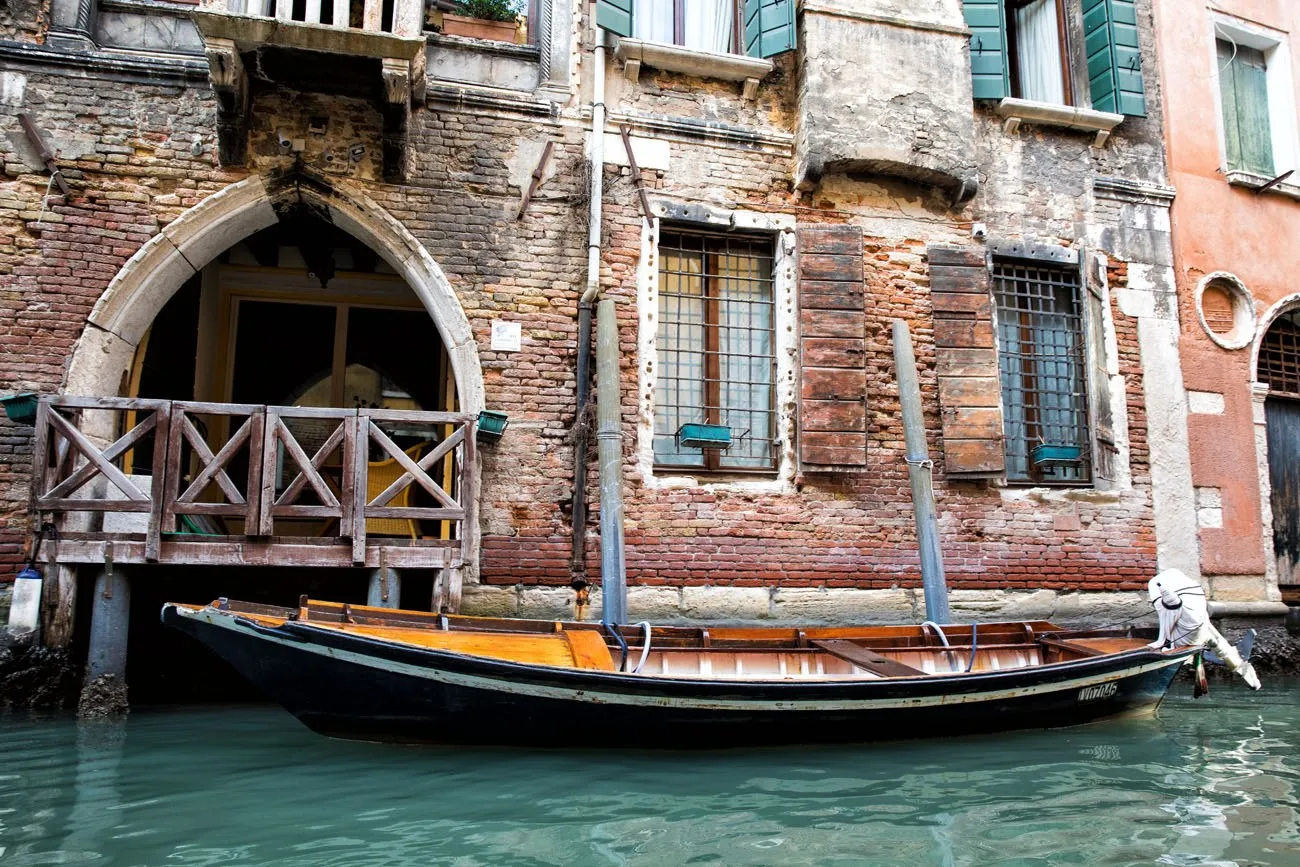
[{"left": 2, "top": 682, "right": 1300, "bottom": 866}]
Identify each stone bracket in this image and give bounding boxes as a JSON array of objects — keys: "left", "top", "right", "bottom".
[
  {"left": 203, "top": 36, "right": 250, "bottom": 167},
  {"left": 380, "top": 56, "right": 415, "bottom": 182}
]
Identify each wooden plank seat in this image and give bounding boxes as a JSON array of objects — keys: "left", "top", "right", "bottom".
[{"left": 811, "top": 639, "right": 928, "bottom": 678}]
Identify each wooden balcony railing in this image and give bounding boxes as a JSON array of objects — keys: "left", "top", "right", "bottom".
[{"left": 27, "top": 397, "right": 475, "bottom": 577}]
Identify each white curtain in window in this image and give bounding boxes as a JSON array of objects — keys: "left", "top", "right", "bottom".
[
  {"left": 635, "top": 0, "right": 733, "bottom": 52},
  {"left": 634, "top": 0, "right": 674, "bottom": 44},
  {"left": 684, "top": 0, "right": 733, "bottom": 53},
  {"left": 1015, "top": 0, "right": 1066, "bottom": 105}
]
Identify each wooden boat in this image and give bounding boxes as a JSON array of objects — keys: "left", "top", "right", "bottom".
[{"left": 162, "top": 597, "right": 1198, "bottom": 747}]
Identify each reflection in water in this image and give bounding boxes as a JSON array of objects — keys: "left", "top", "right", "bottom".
[{"left": 0, "top": 682, "right": 1298, "bottom": 866}]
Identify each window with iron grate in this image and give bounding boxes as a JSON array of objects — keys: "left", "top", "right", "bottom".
[
  {"left": 653, "top": 229, "right": 776, "bottom": 472},
  {"left": 1260, "top": 310, "right": 1300, "bottom": 398},
  {"left": 992, "top": 258, "right": 1092, "bottom": 484}
]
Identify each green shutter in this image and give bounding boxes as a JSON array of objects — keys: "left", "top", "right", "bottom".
[
  {"left": 1084, "top": 0, "right": 1147, "bottom": 116},
  {"left": 596, "top": 0, "right": 632, "bottom": 37},
  {"left": 963, "top": 0, "right": 1008, "bottom": 100},
  {"left": 744, "top": 0, "right": 796, "bottom": 58},
  {"left": 1218, "top": 40, "right": 1274, "bottom": 176}
]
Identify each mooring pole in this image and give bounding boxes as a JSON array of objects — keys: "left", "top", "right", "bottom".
[
  {"left": 892, "top": 320, "right": 951, "bottom": 624},
  {"left": 595, "top": 297, "right": 627, "bottom": 625}
]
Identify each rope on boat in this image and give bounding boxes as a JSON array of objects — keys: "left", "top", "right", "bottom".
[
  {"left": 965, "top": 623, "right": 978, "bottom": 673},
  {"left": 631, "top": 622, "right": 652, "bottom": 674},
  {"left": 921, "top": 621, "right": 961, "bottom": 672}
]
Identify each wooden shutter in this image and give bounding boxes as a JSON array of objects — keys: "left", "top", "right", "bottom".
[
  {"left": 744, "top": 0, "right": 797, "bottom": 58},
  {"left": 596, "top": 0, "right": 632, "bottom": 37},
  {"left": 964, "top": 0, "right": 1008, "bottom": 100},
  {"left": 929, "top": 246, "right": 1005, "bottom": 477},
  {"left": 798, "top": 225, "right": 867, "bottom": 470},
  {"left": 1217, "top": 40, "right": 1274, "bottom": 176},
  {"left": 1081, "top": 252, "right": 1117, "bottom": 484},
  {"left": 1083, "top": 0, "right": 1147, "bottom": 117}
]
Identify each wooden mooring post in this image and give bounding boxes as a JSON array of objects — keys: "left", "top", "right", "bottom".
[{"left": 892, "top": 320, "right": 951, "bottom": 624}]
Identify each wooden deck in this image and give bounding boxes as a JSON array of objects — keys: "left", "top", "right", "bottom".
[{"left": 27, "top": 396, "right": 474, "bottom": 575}]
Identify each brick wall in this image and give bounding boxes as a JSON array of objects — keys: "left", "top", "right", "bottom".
[{"left": 1, "top": 42, "right": 1166, "bottom": 604}]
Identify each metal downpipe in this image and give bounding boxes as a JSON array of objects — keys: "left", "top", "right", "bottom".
[{"left": 572, "top": 32, "right": 607, "bottom": 597}]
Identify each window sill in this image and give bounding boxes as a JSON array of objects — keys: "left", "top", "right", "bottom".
[
  {"left": 994, "top": 98, "right": 1124, "bottom": 148},
  {"left": 614, "top": 37, "right": 773, "bottom": 100},
  {"left": 1225, "top": 169, "right": 1300, "bottom": 201}
]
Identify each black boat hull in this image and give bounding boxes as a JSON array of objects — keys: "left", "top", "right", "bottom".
[{"left": 164, "top": 605, "right": 1194, "bottom": 747}]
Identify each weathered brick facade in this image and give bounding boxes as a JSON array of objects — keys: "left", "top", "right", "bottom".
[{"left": 0, "top": 0, "right": 1212, "bottom": 639}]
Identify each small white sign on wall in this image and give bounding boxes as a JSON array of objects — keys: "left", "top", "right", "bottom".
[{"left": 491, "top": 321, "right": 522, "bottom": 352}]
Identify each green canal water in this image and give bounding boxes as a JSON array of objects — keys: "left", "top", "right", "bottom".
[{"left": 2, "top": 682, "right": 1299, "bottom": 866}]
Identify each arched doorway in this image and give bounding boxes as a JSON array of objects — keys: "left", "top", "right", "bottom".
[
  {"left": 38, "top": 173, "right": 485, "bottom": 702},
  {"left": 67, "top": 172, "right": 484, "bottom": 415},
  {"left": 1259, "top": 306, "right": 1300, "bottom": 589}
]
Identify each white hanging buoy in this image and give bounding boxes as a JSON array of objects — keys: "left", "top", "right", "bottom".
[
  {"left": 1146, "top": 569, "right": 1261, "bottom": 690},
  {"left": 7, "top": 565, "right": 42, "bottom": 640}
]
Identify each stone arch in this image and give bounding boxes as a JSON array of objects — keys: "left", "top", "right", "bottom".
[
  {"left": 1251, "top": 293, "right": 1300, "bottom": 385},
  {"left": 65, "top": 171, "right": 485, "bottom": 415}
]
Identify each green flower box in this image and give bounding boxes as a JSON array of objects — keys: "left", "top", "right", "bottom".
[
  {"left": 476, "top": 410, "right": 510, "bottom": 444},
  {"left": 1030, "top": 443, "right": 1083, "bottom": 467},
  {"left": 1, "top": 393, "right": 38, "bottom": 425},
  {"left": 677, "top": 423, "right": 732, "bottom": 450}
]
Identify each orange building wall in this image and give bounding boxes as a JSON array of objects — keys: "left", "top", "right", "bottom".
[{"left": 1155, "top": 0, "right": 1300, "bottom": 584}]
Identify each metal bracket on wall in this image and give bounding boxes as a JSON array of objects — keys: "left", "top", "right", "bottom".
[
  {"left": 516, "top": 139, "right": 555, "bottom": 220},
  {"left": 619, "top": 124, "right": 654, "bottom": 229},
  {"left": 1255, "top": 169, "right": 1295, "bottom": 196},
  {"left": 18, "top": 114, "right": 71, "bottom": 198}
]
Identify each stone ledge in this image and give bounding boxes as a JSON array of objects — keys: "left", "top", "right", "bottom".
[
  {"left": 613, "top": 37, "right": 773, "bottom": 100},
  {"left": 1209, "top": 601, "right": 1291, "bottom": 618},
  {"left": 1225, "top": 169, "right": 1300, "bottom": 201},
  {"left": 995, "top": 98, "right": 1124, "bottom": 148},
  {"left": 426, "top": 82, "right": 556, "bottom": 115},
  {"left": 193, "top": 11, "right": 425, "bottom": 59},
  {"left": 427, "top": 31, "right": 539, "bottom": 59},
  {"left": 1094, "top": 176, "right": 1177, "bottom": 206},
  {"left": 0, "top": 39, "right": 209, "bottom": 80},
  {"left": 605, "top": 109, "right": 794, "bottom": 152},
  {"left": 458, "top": 584, "right": 1160, "bottom": 626}
]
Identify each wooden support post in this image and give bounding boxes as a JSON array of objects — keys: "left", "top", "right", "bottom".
[
  {"left": 892, "top": 320, "right": 950, "bottom": 624},
  {"left": 367, "top": 566, "right": 400, "bottom": 608},
  {"left": 368, "top": 550, "right": 399, "bottom": 609},
  {"left": 432, "top": 566, "right": 448, "bottom": 612},
  {"left": 84, "top": 560, "right": 130, "bottom": 688}
]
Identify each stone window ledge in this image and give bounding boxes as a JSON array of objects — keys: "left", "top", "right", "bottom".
[
  {"left": 614, "top": 37, "right": 773, "bottom": 100},
  {"left": 995, "top": 98, "right": 1124, "bottom": 148},
  {"left": 1226, "top": 169, "right": 1300, "bottom": 201}
]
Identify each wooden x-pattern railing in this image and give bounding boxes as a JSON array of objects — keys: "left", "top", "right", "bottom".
[
  {"left": 163, "top": 402, "right": 265, "bottom": 537},
  {"left": 29, "top": 396, "right": 475, "bottom": 568},
  {"left": 31, "top": 397, "right": 172, "bottom": 560},
  {"left": 260, "top": 407, "right": 353, "bottom": 538},
  {"left": 355, "top": 410, "right": 475, "bottom": 565}
]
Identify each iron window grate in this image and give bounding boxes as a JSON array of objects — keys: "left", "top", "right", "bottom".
[
  {"left": 1260, "top": 310, "right": 1300, "bottom": 398},
  {"left": 992, "top": 259, "right": 1092, "bottom": 484},
  {"left": 654, "top": 229, "right": 776, "bottom": 472}
]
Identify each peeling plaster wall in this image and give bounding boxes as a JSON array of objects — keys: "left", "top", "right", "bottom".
[{"left": 795, "top": 0, "right": 977, "bottom": 194}]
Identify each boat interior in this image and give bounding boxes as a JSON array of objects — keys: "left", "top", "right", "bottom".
[{"left": 186, "top": 598, "right": 1159, "bottom": 681}]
